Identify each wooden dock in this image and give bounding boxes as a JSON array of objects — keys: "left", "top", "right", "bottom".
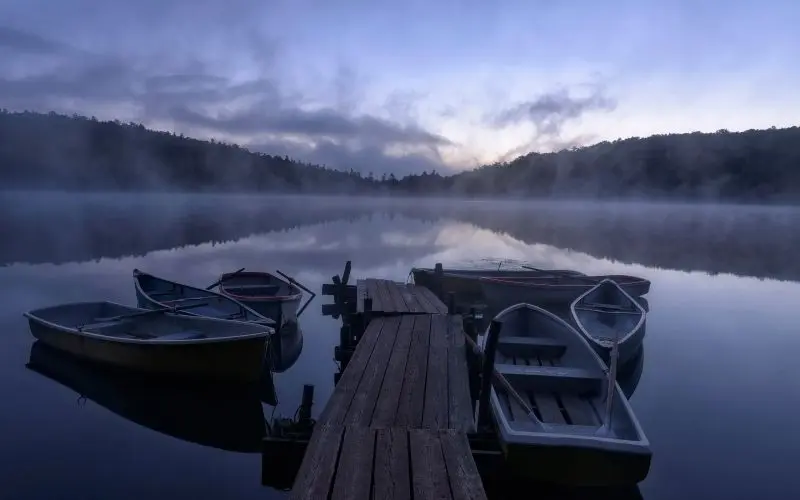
[
  {"left": 356, "top": 278, "right": 449, "bottom": 315},
  {"left": 290, "top": 298, "right": 487, "bottom": 499}
]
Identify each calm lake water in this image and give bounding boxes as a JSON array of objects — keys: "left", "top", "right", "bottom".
[{"left": 1, "top": 192, "right": 799, "bottom": 500}]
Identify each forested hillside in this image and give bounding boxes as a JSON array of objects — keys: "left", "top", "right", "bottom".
[{"left": 1, "top": 110, "right": 798, "bottom": 202}]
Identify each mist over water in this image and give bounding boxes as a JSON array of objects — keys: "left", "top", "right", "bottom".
[{"left": 1, "top": 192, "right": 799, "bottom": 500}]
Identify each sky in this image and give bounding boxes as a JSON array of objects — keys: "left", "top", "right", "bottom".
[{"left": 0, "top": 0, "right": 799, "bottom": 176}]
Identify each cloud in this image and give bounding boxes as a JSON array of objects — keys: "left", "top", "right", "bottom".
[
  {"left": 487, "top": 85, "right": 617, "bottom": 159},
  {"left": 0, "top": 25, "right": 456, "bottom": 177}
]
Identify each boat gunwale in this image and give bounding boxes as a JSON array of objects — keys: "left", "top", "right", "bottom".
[
  {"left": 218, "top": 271, "right": 303, "bottom": 303},
  {"left": 23, "top": 301, "right": 272, "bottom": 346},
  {"left": 569, "top": 279, "right": 647, "bottom": 349}
]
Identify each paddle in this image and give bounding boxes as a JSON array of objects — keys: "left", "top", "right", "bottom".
[
  {"left": 462, "top": 330, "right": 543, "bottom": 426},
  {"left": 92, "top": 302, "right": 209, "bottom": 323},
  {"left": 596, "top": 326, "right": 621, "bottom": 437},
  {"left": 205, "top": 267, "right": 246, "bottom": 290},
  {"left": 276, "top": 270, "right": 317, "bottom": 319}
]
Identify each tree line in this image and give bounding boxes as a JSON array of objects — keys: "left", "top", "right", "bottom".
[{"left": 1, "top": 110, "right": 798, "bottom": 202}]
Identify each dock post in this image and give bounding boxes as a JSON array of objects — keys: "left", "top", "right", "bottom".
[
  {"left": 434, "top": 262, "right": 444, "bottom": 299},
  {"left": 342, "top": 260, "right": 352, "bottom": 285},
  {"left": 298, "top": 384, "right": 314, "bottom": 424},
  {"left": 339, "top": 324, "right": 350, "bottom": 348},
  {"left": 477, "top": 319, "right": 502, "bottom": 430},
  {"left": 466, "top": 306, "right": 480, "bottom": 405},
  {"left": 447, "top": 291, "right": 456, "bottom": 315}
]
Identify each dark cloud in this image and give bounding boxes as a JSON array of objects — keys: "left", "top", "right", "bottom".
[
  {"left": 488, "top": 85, "right": 617, "bottom": 158},
  {"left": 0, "top": 25, "right": 456, "bottom": 177}
]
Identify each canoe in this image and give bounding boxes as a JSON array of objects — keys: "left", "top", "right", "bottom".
[
  {"left": 26, "top": 341, "right": 267, "bottom": 452},
  {"left": 133, "top": 269, "right": 275, "bottom": 327},
  {"left": 23, "top": 301, "right": 272, "bottom": 382},
  {"left": 480, "top": 274, "right": 651, "bottom": 308},
  {"left": 570, "top": 279, "right": 647, "bottom": 366},
  {"left": 411, "top": 266, "right": 585, "bottom": 300},
  {"left": 479, "top": 303, "right": 651, "bottom": 486},
  {"left": 218, "top": 271, "right": 302, "bottom": 326}
]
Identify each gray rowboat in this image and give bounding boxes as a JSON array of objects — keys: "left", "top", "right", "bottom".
[
  {"left": 478, "top": 302, "right": 651, "bottom": 486},
  {"left": 570, "top": 279, "right": 647, "bottom": 366},
  {"left": 23, "top": 301, "right": 272, "bottom": 382},
  {"left": 480, "top": 274, "right": 651, "bottom": 308}
]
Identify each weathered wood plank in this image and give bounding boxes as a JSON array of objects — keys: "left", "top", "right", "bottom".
[
  {"left": 523, "top": 356, "right": 565, "bottom": 424},
  {"left": 447, "top": 316, "right": 476, "bottom": 432},
  {"left": 344, "top": 317, "right": 400, "bottom": 426},
  {"left": 378, "top": 280, "right": 402, "bottom": 313},
  {"left": 439, "top": 430, "right": 488, "bottom": 500},
  {"left": 365, "top": 279, "right": 385, "bottom": 312},
  {"left": 319, "top": 319, "right": 386, "bottom": 425},
  {"left": 356, "top": 279, "right": 367, "bottom": 313},
  {"left": 423, "top": 315, "right": 449, "bottom": 429},
  {"left": 290, "top": 425, "right": 344, "bottom": 500},
  {"left": 374, "top": 428, "right": 411, "bottom": 500},
  {"left": 399, "top": 284, "right": 425, "bottom": 313},
  {"left": 415, "top": 285, "right": 449, "bottom": 314},
  {"left": 395, "top": 315, "right": 431, "bottom": 428},
  {"left": 409, "top": 429, "right": 452, "bottom": 500},
  {"left": 546, "top": 357, "right": 597, "bottom": 425},
  {"left": 331, "top": 427, "right": 376, "bottom": 500},
  {"left": 495, "top": 352, "right": 531, "bottom": 423},
  {"left": 384, "top": 280, "right": 410, "bottom": 313},
  {"left": 372, "top": 315, "right": 415, "bottom": 428}
]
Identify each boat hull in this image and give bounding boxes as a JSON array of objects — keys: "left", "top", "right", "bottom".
[
  {"left": 27, "top": 318, "right": 268, "bottom": 383},
  {"left": 500, "top": 437, "right": 652, "bottom": 486},
  {"left": 481, "top": 276, "right": 650, "bottom": 309},
  {"left": 411, "top": 267, "right": 584, "bottom": 301},
  {"left": 218, "top": 271, "right": 303, "bottom": 327}
]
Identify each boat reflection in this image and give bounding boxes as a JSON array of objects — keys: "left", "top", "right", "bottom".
[
  {"left": 26, "top": 341, "right": 270, "bottom": 453},
  {"left": 269, "top": 321, "right": 304, "bottom": 373}
]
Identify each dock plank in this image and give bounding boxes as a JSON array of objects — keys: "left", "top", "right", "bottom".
[
  {"left": 416, "top": 285, "right": 449, "bottom": 314},
  {"left": 440, "top": 430, "right": 488, "bottom": 500},
  {"left": 447, "top": 315, "right": 475, "bottom": 432},
  {"left": 344, "top": 317, "right": 400, "bottom": 425},
  {"left": 356, "top": 280, "right": 367, "bottom": 313},
  {"left": 319, "top": 320, "right": 386, "bottom": 425},
  {"left": 385, "top": 281, "right": 410, "bottom": 313},
  {"left": 331, "top": 427, "right": 375, "bottom": 500},
  {"left": 365, "top": 279, "right": 384, "bottom": 312},
  {"left": 410, "top": 429, "right": 452, "bottom": 500},
  {"left": 423, "top": 315, "right": 449, "bottom": 429},
  {"left": 372, "top": 316, "right": 415, "bottom": 427},
  {"left": 373, "top": 428, "right": 412, "bottom": 500},
  {"left": 399, "top": 284, "right": 426, "bottom": 313},
  {"left": 290, "top": 425, "right": 344, "bottom": 500},
  {"left": 395, "top": 315, "right": 431, "bottom": 428}
]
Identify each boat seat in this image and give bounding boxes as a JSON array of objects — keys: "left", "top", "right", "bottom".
[
  {"left": 495, "top": 363, "right": 603, "bottom": 395},
  {"left": 497, "top": 336, "right": 567, "bottom": 358},
  {"left": 158, "top": 331, "right": 206, "bottom": 340},
  {"left": 226, "top": 285, "right": 281, "bottom": 294}
]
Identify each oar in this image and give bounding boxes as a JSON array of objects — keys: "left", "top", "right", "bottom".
[
  {"left": 596, "top": 327, "right": 621, "bottom": 436},
  {"left": 462, "top": 331, "right": 543, "bottom": 426},
  {"left": 92, "top": 302, "right": 210, "bottom": 323},
  {"left": 275, "top": 270, "right": 315, "bottom": 298},
  {"left": 205, "top": 267, "right": 246, "bottom": 290}
]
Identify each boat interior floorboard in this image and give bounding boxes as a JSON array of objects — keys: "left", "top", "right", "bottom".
[{"left": 496, "top": 349, "right": 600, "bottom": 427}]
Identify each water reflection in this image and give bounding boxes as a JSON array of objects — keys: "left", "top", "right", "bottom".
[
  {"left": 2, "top": 195, "right": 800, "bottom": 499},
  {"left": 26, "top": 341, "right": 268, "bottom": 453}
]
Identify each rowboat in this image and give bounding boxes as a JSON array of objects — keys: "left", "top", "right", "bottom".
[
  {"left": 26, "top": 341, "right": 267, "bottom": 452},
  {"left": 411, "top": 266, "right": 585, "bottom": 300},
  {"left": 23, "top": 301, "right": 272, "bottom": 382},
  {"left": 570, "top": 279, "right": 647, "bottom": 366},
  {"left": 479, "top": 303, "right": 651, "bottom": 485},
  {"left": 480, "top": 274, "right": 651, "bottom": 308},
  {"left": 267, "top": 321, "right": 304, "bottom": 373},
  {"left": 218, "top": 271, "right": 302, "bottom": 326},
  {"left": 133, "top": 269, "right": 275, "bottom": 327}
]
